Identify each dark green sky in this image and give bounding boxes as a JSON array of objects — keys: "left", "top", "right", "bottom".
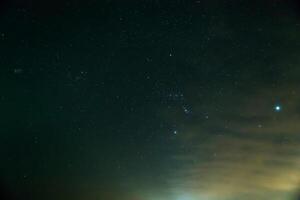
[{"left": 1, "top": 1, "right": 300, "bottom": 200}]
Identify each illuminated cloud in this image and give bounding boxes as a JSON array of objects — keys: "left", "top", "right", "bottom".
[{"left": 163, "top": 85, "right": 300, "bottom": 200}]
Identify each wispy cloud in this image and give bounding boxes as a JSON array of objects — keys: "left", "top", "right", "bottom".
[{"left": 165, "top": 85, "right": 300, "bottom": 199}]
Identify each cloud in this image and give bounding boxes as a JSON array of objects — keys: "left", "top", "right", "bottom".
[{"left": 164, "top": 84, "right": 300, "bottom": 199}]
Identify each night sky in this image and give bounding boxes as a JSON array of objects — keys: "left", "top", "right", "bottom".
[{"left": 2, "top": 0, "right": 300, "bottom": 200}]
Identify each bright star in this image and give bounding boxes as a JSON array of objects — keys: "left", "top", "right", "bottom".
[{"left": 274, "top": 105, "right": 281, "bottom": 111}]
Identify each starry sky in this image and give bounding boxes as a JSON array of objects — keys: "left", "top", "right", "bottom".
[{"left": 2, "top": 0, "right": 300, "bottom": 200}]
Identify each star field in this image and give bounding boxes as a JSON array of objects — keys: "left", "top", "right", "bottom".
[{"left": 1, "top": 1, "right": 300, "bottom": 200}]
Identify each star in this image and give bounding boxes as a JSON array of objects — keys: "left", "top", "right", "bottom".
[
  {"left": 13, "top": 68, "right": 23, "bottom": 74},
  {"left": 274, "top": 105, "right": 281, "bottom": 112},
  {"left": 182, "top": 105, "right": 191, "bottom": 114}
]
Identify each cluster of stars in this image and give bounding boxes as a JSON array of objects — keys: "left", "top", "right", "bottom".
[{"left": 164, "top": 90, "right": 194, "bottom": 136}]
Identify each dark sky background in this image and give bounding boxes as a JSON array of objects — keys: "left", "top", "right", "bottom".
[{"left": 1, "top": 0, "right": 300, "bottom": 200}]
